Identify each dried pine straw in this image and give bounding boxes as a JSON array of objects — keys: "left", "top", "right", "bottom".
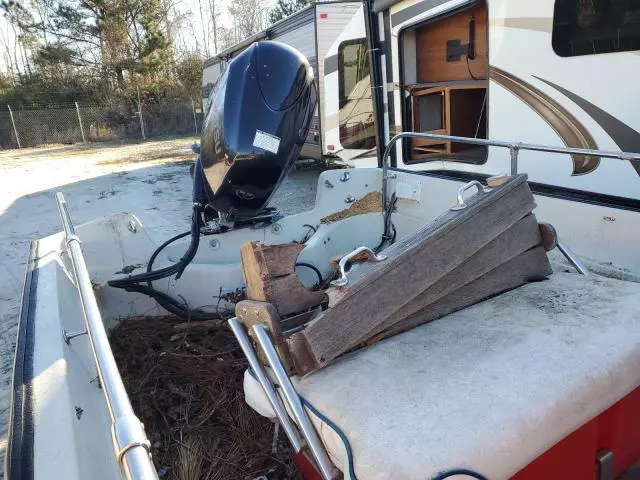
[
  {"left": 110, "top": 316, "right": 302, "bottom": 480},
  {"left": 321, "top": 191, "right": 383, "bottom": 224}
]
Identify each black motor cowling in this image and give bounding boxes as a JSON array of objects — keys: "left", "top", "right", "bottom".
[{"left": 199, "top": 41, "right": 317, "bottom": 220}]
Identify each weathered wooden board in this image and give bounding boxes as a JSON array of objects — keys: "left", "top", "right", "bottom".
[
  {"left": 368, "top": 213, "right": 542, "bottom": 338},
  {"left": 287, "top": 175, "right": 537, "bottom": 374},
  {"left": 241, "top": 242, "right": 326, "bottom": 316},
  {"left": 368, "top": 246, "right": 552, "bottom": 343},
  {"left": 241, "top": 242, "right": 302, "bottom": 286}
]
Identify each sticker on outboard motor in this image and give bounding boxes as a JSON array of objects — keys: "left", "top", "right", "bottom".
[{"left": 253, "top": 130, "right": 281, "bottom": 154}]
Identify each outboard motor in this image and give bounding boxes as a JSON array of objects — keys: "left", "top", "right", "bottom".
[
  {"left": 109, "top": 41, "right": 317, "bottom": 320},
  {"left": 198, "top": 41, "right": 317, "bottom": 228}
]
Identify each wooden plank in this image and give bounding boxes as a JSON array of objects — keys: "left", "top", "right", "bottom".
[
  {"left": 241, "top": 242, "right": 304, "bottom": 285},
  {"left": 240, "top": 241, "right": 272, "bottom": 303},
  {"left": 241, "top": 242, "right": 326, "bottom": 316},
  {"left": 336, "top": 176, "right": 531, "bottom": 288},
  {"left": 287, "top": 175, "right": 535, "bottom": 374},
  {"left": 261, "top": 243, "right": 306, "bottom": 278},
  {"left": 266, "top": 274, "right": 327, "bottom": 316},
  {"left": 368, "top": 213, "right": 542, "bottom": 338},
  {"left": 368, "top": 247, "right": 552, "bottom": 343}
]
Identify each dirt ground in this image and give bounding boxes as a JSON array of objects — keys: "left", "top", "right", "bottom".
[{"left": 0, "top": 137, "right": 320, "bottom": 475}]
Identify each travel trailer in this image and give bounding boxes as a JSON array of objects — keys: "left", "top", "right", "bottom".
[
  {"left": 8, "top": 1, "right": 640, "bottom": 480},
  {"left": 202, "top": 1, "right": 376, "bottom": 165}
]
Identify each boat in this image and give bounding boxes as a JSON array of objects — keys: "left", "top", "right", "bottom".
[{"left": 7, "top": 0, "right": 640, "bottom": 478}]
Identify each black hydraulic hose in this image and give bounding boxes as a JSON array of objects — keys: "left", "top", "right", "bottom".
[
  {"left": 108, "top": 206, "right": 202, "bottom": 288},
  {"left": 146, "top": 230, "right": 191, "bottom": 275},
  {"left": 107, "top": 206, "right": 217, "bottom": 321},
  {"left": 119, "top": 283, "right": 216, "bottom": 321},
  {"left": 175, "top": 211, "right": 201, "bottom": 280},
  {"left": 107, "top": 158, "right": 219, "bottom": 321},
  {"left": 295, "top": 262, "right": 323, "bottom": 285},
  {"left": 110, "top": 156, "right": 209, "bottom": 288},
  {"left": 375, "top": 192, "right": 397, "bottom": 252},
  {"left": 141, "top": 227, "right": 219, "bottom": 320}
]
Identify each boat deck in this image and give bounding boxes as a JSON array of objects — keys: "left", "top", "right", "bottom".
[{"left": 246, "top": 272, "right": 640, "bottom": 479}]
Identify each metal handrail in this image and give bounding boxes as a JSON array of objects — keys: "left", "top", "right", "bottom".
[
  {"left": 380, "top": 131, "right": 640, "bottom": 211},
  {"left": 228, "top": 316, "right": 339, "bottom": 480},
  {"left": 55, "top": 193, "right": 158, "bottom": 480},
  {"left": 252, "top": 324, "right": 339, "bottom": 480},
  {"left": 228, "top": 318, "right": 304, "bottom": 453}
]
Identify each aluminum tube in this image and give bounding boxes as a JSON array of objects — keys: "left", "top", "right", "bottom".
[
  {"left": 557, "top": 239, "right": 590, "bottom": 276},
  {"left": 381, "top": 131, "right": 640, "bottom": 212},
  {"left": 121, "top": 447, "right": 160, "bottom": 480},
  {"left": 383, "top": 132, "right": 640, "bottom": 161},
  {"left": 228, "top": 318, "right": 303, "bottom": 452},
  {"left": 55, "top": 193, "right": 157, "bottom": 480},
  {"left": 252, "top": 324, "right": 338, "bottom": 480}
]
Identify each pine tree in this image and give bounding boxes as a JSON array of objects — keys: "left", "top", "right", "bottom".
[{"left": 268, "top": 0, "right": 310, "bottom": 25}]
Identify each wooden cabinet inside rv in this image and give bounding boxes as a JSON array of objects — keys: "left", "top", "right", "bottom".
[{"left": 402, "top": 3, "right": 488, "bottom": 162}]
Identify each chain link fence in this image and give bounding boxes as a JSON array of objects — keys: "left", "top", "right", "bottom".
[{"left": 0, "top": 99, "right": 204, "bottom": 149}]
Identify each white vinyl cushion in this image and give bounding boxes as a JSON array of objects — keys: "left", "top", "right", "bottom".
[{"left": 244, "top": 272, "right": 640, "bottom": 479}]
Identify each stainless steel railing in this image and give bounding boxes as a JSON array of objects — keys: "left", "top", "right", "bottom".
[
  {"left": 378, "top": 131, "right": 640, "bottom": 276},
  {"left": 380, "top": 131, "right": 640, "bottom": 213},
  {"left": 55, "top": 192, "right": 158, "bottom": 480},
  {"left": 228, "top": 318, "right": 340, "bottom": 480}
]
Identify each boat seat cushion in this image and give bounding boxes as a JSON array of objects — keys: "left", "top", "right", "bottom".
[{"left": 244, "top": 272, "right": 640, "bottom": 479}]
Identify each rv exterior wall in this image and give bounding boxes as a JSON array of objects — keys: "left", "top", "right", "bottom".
[{"left": 383, "top": 0, "right": 640, "bottom": 201}]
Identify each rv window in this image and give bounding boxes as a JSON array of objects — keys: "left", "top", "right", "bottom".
[
  {"left": 553, "top": 0, "right": 640, "bottom": 56},
  {"left": 338, "top": 39, "right": 376, "bottom": 150}
]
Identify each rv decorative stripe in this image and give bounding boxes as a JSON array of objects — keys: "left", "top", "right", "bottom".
[
  {"left": 324, "top": 54, "right": 338, "bottom": 75},
  {"left": 390, "top": 0, "right": 454, "bottom": 27},
  {"left": 533, "top": 76, "right": 640, "bottom": 176},
  {"left": 489, "top": 66, "right": 600, "bottom": 176}
]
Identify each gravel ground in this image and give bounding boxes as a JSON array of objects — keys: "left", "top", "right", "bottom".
[{"left": 0, "top": 137, "right": 320, "bottom": 474}]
